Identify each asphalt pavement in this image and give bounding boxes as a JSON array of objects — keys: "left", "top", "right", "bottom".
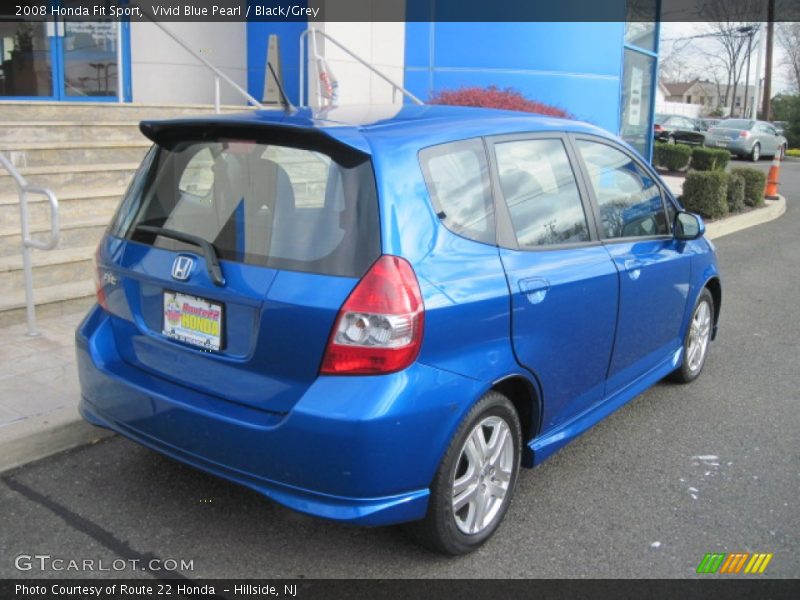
[{"left": 1, "top": 161, "right": 798, "bottom": 579}]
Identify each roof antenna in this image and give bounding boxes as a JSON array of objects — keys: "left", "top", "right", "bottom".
[
  {"left": 268, "top": 62, "right": 295, "bottom": 112},
  {"left": 262, "top": 34, "right": 294, "bottom": 111}
]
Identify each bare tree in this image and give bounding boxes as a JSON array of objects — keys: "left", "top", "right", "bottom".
[
  {"left": 776, "top": 22, "right": 800, "bottom": 93},
  {"left": 702, "top": 0, "right": 765, "bottom": 116}
]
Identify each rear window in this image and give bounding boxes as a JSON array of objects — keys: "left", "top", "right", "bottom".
[
  {"left": 719, "top": 119, "right": 754, "bottom": 130},
  {"left": 110, "top": 140, "right": 380, "bottom": 278}
]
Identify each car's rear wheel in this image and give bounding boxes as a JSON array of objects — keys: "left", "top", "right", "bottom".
[
  {"left": 671, "top": 288, "right": 714, "bottom": 383},
  {"left": 667, "top": 135, "right": 676, "bottom": 145},
  {"left": 405, "top": 391, "right": 521, "bottom": 555},
  {"left": 750, "top": 142, "right": 761, "bottom": 162}
]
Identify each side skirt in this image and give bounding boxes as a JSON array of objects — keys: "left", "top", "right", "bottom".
[{"left": 529, "top": 347, "right": 683, "bottom": 465}]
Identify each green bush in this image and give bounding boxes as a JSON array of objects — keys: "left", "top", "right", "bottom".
[
  {"left": 726, "top": 172, "right": 746, "bottom": 213},
  {"left": 681, "top": 171, "right": 729, "bottom": 219},
  {"left": 653, "top": 142, "right": 692, "bottom": 172},
  {"left": 730, "top": 167, "right": 766, "bottom": 207},
  {"left": 690, "top": 147, "right": 730, "bottom": 171},
  {"left": 787, "top": 148, "right": 800, "bottom": 157}
]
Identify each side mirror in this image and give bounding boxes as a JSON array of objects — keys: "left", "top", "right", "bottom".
[{"left": 674, "top": 211, "right": 705, "bottom": 241}]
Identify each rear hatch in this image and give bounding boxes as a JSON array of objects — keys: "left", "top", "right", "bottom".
[{"left": 97, "top": 120, "right": 380, "bottom": 414}]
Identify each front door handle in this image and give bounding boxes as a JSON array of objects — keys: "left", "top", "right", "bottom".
[{"left": 519, "top": 277, "right": 550, "bottom": 304}]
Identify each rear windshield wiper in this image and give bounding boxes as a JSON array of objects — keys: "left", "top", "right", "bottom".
[{"left": 134, "top": 225, "right": 225, "bottom": 287}]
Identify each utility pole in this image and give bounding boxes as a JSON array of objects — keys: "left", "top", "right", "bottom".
[
  {"left": 742, "top": 26, "right": 756, "bottom": 118},
  {"left": 761, "top": 0, "right": 775, "bottom": 120}
]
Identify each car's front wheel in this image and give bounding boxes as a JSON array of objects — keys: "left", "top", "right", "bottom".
[
  {"left": 750, "top": 142, "right": 761, "bottom": 162},
  {"left": 406, "top": 391, "right": 521, "bottom": 555},
  {"left": 671, "top": 288, "right": 714, "bottom": 383}
]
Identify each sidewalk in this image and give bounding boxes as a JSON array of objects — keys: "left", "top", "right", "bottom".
[{"left": 0, "top": 312, "right": 111, "bottom": 472}]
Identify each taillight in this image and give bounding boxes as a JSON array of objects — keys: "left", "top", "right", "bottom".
[
  {"left": 320, "top": 255, "right": 424, "bottom": 375},
  {"left": 739, "top": 130, "right": 750, "bottom": 138},
  {"left": 93, "top": 246, "right": 109, "bottom": 311},
  {"left": 654, "top": 124, "right": 663, "bottom": 132}
]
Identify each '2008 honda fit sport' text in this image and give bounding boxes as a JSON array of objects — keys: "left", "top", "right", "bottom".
[{"left": 77, "top": 105, "right": 720, "bottom": 554}]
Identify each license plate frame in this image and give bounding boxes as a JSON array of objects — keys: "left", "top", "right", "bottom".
[
  {"left": 162, "top": 290, "right": 224, "bottom": 352},
  {"left": 715, "top": 140, "right": 729, "bottom": 147}
]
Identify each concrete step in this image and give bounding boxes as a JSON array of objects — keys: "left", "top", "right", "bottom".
[
  {"left": 0, "top": 245, "right": 95, "bottom": 296},
  {"left": 0, "top": 101, "right": 246, "bottom": 123},
  {"left": 0, "top": 279, "right": 95, "bottom": 329},
  {"left": 0, "top": 122, "right": 144, "bottom": 143},
  {"left": 0, "top": 218, "right": 108, "bottom": 256},
  {"left": 0, "top": 187, "right": 123, "bottom": 231},
  {"left": 0, "top": 141, "right": 152, "bottom": 168},
  {"left": 0, "top": 163, "right": 137, "bottom": 193}
]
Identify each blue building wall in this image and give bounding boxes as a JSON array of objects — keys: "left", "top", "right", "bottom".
[{"left": 403, "top": 22, "right": 626, "bottom": 134}]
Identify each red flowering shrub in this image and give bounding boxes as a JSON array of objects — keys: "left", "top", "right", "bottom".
[{"left": 429, "top": 85, "right": 573, "bottom": 118}]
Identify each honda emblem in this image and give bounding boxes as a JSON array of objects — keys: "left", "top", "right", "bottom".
[{"left": 171, "top": 255, "right": 195, "bottom": 281}]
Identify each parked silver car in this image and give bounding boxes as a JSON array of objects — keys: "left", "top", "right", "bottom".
[{"left": 704, "top": 119, "right": 788, "bottom": 161}]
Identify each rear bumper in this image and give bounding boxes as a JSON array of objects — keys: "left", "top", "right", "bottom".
[{"left": 76, "top": 306, "right": 485, "bottom": 526}]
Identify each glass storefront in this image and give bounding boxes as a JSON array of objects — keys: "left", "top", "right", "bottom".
[
  {"left": 620, "top": 1, "right": 659, "bottom": 160},
  {"left": 0, "top": 1, "right": 126, "bottom": 100}
]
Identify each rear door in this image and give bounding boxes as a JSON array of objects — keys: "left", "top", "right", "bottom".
[
  {"left": 571, "top": 136, "right": 691, "bottom": 395},
  {"left": 98, "top": 126, "right": 381, "bottom": 414},
  {"left": 488, "top": 134, "right": 619, "bottom": 431}
]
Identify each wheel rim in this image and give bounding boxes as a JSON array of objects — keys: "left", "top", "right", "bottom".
[
  {"left": 686, "top": 300, "right": 712, "bottom": 373},
  {"left": 753, "top": 144, "right": 760, "bottom": 160},
  {"left": 451, "top": 416, "right": 514, "bottom": 535},
  {"left": 668, "top": 136, "right": 676, "bottom": 145}
]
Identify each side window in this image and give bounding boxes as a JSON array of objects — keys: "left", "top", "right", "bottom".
[
  {"left": 494, "top": 138, "right": 590, "bottom": 247},
  {"left": 420, "top": 139, "right": 494, "bottom": 244},
  {"left": 576, "top": 140, "right": 669, "bottom": 239}
]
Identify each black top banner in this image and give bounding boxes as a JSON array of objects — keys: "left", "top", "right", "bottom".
[{"left": 1, "top": 0, "right": 799, "bottom": 23}]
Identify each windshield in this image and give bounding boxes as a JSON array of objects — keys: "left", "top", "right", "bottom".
[
  {"left": 109, "top": 140, "right": 381, "bottom": 278},
  {"left": 719, "top": 119, "right": 754, "bottom": 130}
]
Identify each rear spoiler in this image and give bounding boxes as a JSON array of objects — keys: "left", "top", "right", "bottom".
[{"left": 139, "top": 119, "right": 371, "bottom": 168}]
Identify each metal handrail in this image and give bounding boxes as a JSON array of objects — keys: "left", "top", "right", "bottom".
[
  {"left": 299, "top": 28, "right": 424, "bottom": 107},
  {"left": 0, "top": 152, "right": 60, "bottom": 336},
  {"left": 135, "top": 6, "right": 264, "bottom": 113}
]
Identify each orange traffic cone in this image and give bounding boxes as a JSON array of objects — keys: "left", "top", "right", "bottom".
[{"left": 764, "top": 153, "right": 781, "bottom": 200}]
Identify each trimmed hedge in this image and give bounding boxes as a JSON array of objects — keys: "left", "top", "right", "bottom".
[
  {"left": 690, "top": 147, "right": 730, "bottom": 171},
  {"left": 654, "top": 142, "right": 692, "bottom": 171},
  {"left": 787, "top": 148, "right": 800, "bottom": 157},
  {"left": 730, "top": 167, "right": 766, "bottom": 207},
  {"left": 681, "top": 171, "right": 729, "bottom": 219},
  {"left": 726, "top": 172, "right": 746, "bottom": 213}
]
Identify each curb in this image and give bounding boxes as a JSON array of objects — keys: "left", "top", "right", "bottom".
[
  {"left": 0, "top": 194, "right": 789, "bottom": 473},
  {"left": 0, "top": 406, "right": 113, "bottom": 474},
  {"left": 705, "top": 195, "right": 786, "bottom": 240}
]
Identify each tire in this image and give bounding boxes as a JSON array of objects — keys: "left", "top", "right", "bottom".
[
  {"left": 780, "top": 145, "right": 786, "bottom": 160},
  {"left": 405, "top": 391, "right": 522, "bottom": 555},
  {"left": 667, "top": 135, "right": 676, "bottom": 145},
  {"left": 670, "top": 288, "right": 714, "bottom": 383},
  {"left": 750, "top": 143, "right": 761, "bottom": 162}
]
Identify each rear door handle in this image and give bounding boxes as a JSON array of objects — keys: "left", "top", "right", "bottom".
[
  {"left": 519, "top": 277, "right": 550, "bottom": 304},
  {"left": 624, "top": 259, "right": 643, "bottom": 281}
]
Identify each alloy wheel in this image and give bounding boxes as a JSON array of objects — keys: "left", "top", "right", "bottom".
[
  {"left": 451, "top": 416, "right": 514, "bottom": 535},
  {"left": 686, "top": 300, "right": 712, "bottom": 373}
]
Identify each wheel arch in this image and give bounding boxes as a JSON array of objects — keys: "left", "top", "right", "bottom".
[
  {"left": 704, "top": 276, "right": 722, "bottom": 339},
  {"left": 490, "top": 373, "right": 542, "bottom": 468}
]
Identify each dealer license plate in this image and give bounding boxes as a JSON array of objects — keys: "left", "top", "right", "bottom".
[{"left": 162, "top": 291, "right": 223, "bottom": 351}]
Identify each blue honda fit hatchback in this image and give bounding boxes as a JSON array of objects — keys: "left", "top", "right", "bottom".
[{"left": 77, "top": 105, "right": 720, "bottom": 554}]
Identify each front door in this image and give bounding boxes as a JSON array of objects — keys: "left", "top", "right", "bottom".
[
  {"left": 489, "top": 135, "right": 619, "bottom": 433},
  {"left": 572, "top": 137, "right": 692, "bottom": 395},
  {"left": 0, "top": 0, "right": 127, "bottom": 101}
]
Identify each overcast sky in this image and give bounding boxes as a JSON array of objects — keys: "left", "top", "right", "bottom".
[{"left": 659, "top": 22, "right": 793, "bottom": 93}]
